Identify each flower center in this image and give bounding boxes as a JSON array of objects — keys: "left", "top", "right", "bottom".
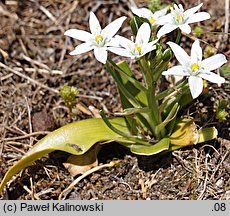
[
  {"left": 191, "top": 63, "right": 200, "bottom": 72},
  {"left": 134, "top": 45, "right": 142, "bottom": 54},
  {"left": 176, "top": 15, "right": 184, "bottom": 23},
  {"left": 149, "top": 18, "right": 156, "bottom": 24},
  {"left": 95, "top": 35, "right": 104, "bottom": 44}
]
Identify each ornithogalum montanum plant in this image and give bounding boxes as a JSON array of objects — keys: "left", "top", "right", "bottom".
[{"left": 0, "top": 3, "right": 228, "bottom": 195}]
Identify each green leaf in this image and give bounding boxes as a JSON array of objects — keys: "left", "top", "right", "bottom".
[
  {"left": 130, "top": 16, "right": 149, "bottom": 35},
  {"left": 156, "top": 103, "right": 179, "bottom": 135},
  {"left": 170, "top": 118, "right": 198, "bottom": 146},
  {"left": 220, "top": 64, "right": 230, "bottom": 78},
  {"left": 115, "top": 107, "right": 150, "bottom": 116},
  {"left": 0, "top": 118, "right": 129, "bottom": 193},
  {"left": 105, "top": 61, "right": 142, "bottom": 108},
  {"left": 106, "top": 60, "right": 151, "bottom": 134},
  {"left": 168, "top": 126, "right": 218, "bottom": 152},
  {"left": 197, "top": 127, "right": 218, "bottom": 143},
  {"left": 130, "top": 138, "right": 170, "bottom": 155}
]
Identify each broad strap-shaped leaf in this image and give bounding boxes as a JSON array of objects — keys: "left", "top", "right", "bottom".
[
  {"left": 130, "top": 138, "right": 170, "bottom": 155},
  {"left": 169, "top": 118, "right": 218, "bottom": 147},
  {"left": 0, "top": 118, "right": 130, "bottom": 193},
  {"left": 168, "top": 126, "right": 218, "bottom": 152},
  {"left": 170, "top": 118, "right": 198, "bottom": 146}
]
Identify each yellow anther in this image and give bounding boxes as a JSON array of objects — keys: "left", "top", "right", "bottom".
[
  {"left": 95, "top": 35, "right": 103, "bottom": 44},
  {"left": 191, "top": 63, "right": 200, "bottom": 72},
  {"left": 176, "top": 15, "right": 182, "bottom": 22},
  {"left": 134, "top": 46, "right": 142, "bottom": 54},
  {"left": 149, "top": 18, "right": 156, "bottom": 24}
]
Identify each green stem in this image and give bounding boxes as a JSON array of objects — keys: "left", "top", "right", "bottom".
[
  {"left": 175, "top": 28, "right": 182, "bottom": 44},
  {"left": 156, "top": 80, "right": 187, "bottom": 101},
  {"left": 138, "top": 57, "right": 163, "bottom": 139},
  {"left": 100, "top": 111, "right": 152, "bottom": 146}
]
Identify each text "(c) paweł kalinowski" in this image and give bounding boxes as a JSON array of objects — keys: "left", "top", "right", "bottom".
[{"left": 20, "top": 202, "right": 104, "bottom": 212}]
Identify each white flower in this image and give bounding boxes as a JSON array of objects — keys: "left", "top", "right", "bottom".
[
  {"left": 131, "top": 6, "right": 167, "bottom": 27},
  {"left": 64, "top": 12, "right": 126, "bottom": 64},
  {"left": 162, "top": 40, "right": 227, "bottom": 99},
  {"left": 157, "top": 3, "right": 210, "bottom": 38},
  {"left": 108, "top": 23, "right": 158, "bottom": 59}
]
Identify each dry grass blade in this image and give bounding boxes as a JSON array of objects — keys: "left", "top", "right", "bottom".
[
  {"left": 58, "top": 160, "right": 121, "bottom": 200},
  {"left": 0, "top": 62, "right": 59, "bottom": 94}
]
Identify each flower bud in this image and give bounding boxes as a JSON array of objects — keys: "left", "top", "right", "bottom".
[{"left": 162, "top": 48, "right": 172, "bottom": 61}]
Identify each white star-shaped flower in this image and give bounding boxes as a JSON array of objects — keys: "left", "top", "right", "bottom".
[
  {"left": 162, "top": 40, "right": 227, "bottom": 99},
  {"left": 157, "top": 3, "right": 210, "bottom": 38},
  {"left": 64, "top": 12, "right": 126, "bottom": 64},
  {"left": 131, "top": 6, "right": 167, "bottom": 27},
  {"left": 108, "top": 23, "right": 158, "bottom": 59}
]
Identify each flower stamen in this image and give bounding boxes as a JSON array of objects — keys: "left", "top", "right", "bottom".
[
  {"left": 95, "top": 35, "right": 104, "bottom": 44},
  {"left": 149, "top": 18, "right": 156, "bottom": 24},
  {"left": 134, "top": 45, "right": 142, "bottom": 54},
  {"left": 176, "top": 15, "right": 183, "bottom": 23},
  {"left": 191, "top": 63, "right": 200, "bottom": 72}
]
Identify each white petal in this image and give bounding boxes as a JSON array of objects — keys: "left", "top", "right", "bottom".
[
  {"left": 102, "top": 16, "right": 126, "bottom": 39},
  {"left": 187, "top": 12, "right": 210, "bottom": 24},
  {"left": 142, "top": 44, "right": 156, "bottom": 56},
  {"left": 64, "top": 29, "right": 93, "bottom": 42},
  {"left": 136, "top": 23, "right": 151, "bottom": 44},
  {"left": 184, "top": 3, "right": 203, "bottom": 17},
  {"left": 162, "top": 65, "right": 189, "bottom": 76},
  {"left": 167, "top": 42, "right": 190, "bottom": 67},
  {"left": 106, "top": 37, "right": 120, "bottom": 47},
  {"left": 108, "top": 47, "right": 134, "bottom": 58},
  {"left": 131, "top": 7, "right": 152, "bottom": 18},
  {"left": 202, "top": 54, "right": 227, "bottom": 71},
  {"left": 142, "top": 39, "right": 158, "bottom": 54},
  {"left": 154, "top": 8, "right": 168, "bottom": 19},
  {"left": 94, "top": 47, "right": 108, "bottom": 64},
  {"left": 156, "top": 14, "right": 173, "bottom": 25},
  {"left": 69, "top": 43, "right": 94, "bottom": 55},
  {"left": 191, "top": 39, "right": 202, "bottom": 64},
  {"left": 89, "top": 12, "right": 101, "bottom": 35},
  {"left": 179, "top": 24, "right": 191, "bottom": 34},
  {"left": 188, "top": 76, "right": 203, "bottom": 99},
  {"left": 114, "top": 35, "right": 134, "bottom": 50},
  {"left": 157, "top": 24, "right": 177, "bottom": 38},
  {"left": 198, "top": 72, "right": 225, "bottom": 83}
]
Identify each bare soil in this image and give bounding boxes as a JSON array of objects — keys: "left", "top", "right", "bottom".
[{"left": 0, "top": 0, "right": 229, "bottom": 200}]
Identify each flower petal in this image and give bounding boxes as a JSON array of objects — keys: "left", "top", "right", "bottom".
[
  {"left": 202, "top": 54, "right": 227, "bottom": 71},
  {"left": 142, "top": 44, "right": 156, "bottom": 56},
  {"left": 69, "top": 43, "right": 94, "bottom": 55},
  {"left": 162, "top": 65, "right": 189, "bottom": 76},
  {"left": 102, "top": 16, "right": 126, "bottom": 39},
  {"left": 106, "top": 37, "right": 120, "bottom": 47},
  {"left": 157, "top": 24, "right": 177, "bottom": 38},
  {"left": 191, "top": 39, "right": 202, "bottom": 64},
  {"left": 156, "top": 14, "right": 173, "bottom": 25},
  {"left": 198, "top": 72, "right": 225, "bottom": 84},
  {"left": 154, "top": 7, "right": 168, "bottom": 19},
  {"left": 64, "top": 29, "right": 93, "bottom": 42},
  {"left": 131, "top": 7, "right": 152, "bottom": 18},
  {"left": 142, "top": 39, "right": 158, "bottom": 54},
  {"left": 167, "top": 42, "right": 190, "bottom": 67},
  {"left": 179, "top": 24, "right": 191, "bottom": 34},
  {"left": 114, "top": 35, "right": 134, "bottom": 50},
  {"left": 94, "top": 47, "right": 108, "bottom": 64},
  {"left": 108, "top": 47, "right": 134, "bottom": 58},
  {"left": 136, "top": 23, "right": 151, "bottom": 44},
  {"left": 184, "top": 3, "right": 203, "bottom": 17},
  {"left": 187, "top": 12, "right": 210, "bottom": 24},
  {"left": 89, "top": 12, "right": 101, "bottom": 35},
  {"left": 188, "top": 76, "right": 203, "bottom": 99}
]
